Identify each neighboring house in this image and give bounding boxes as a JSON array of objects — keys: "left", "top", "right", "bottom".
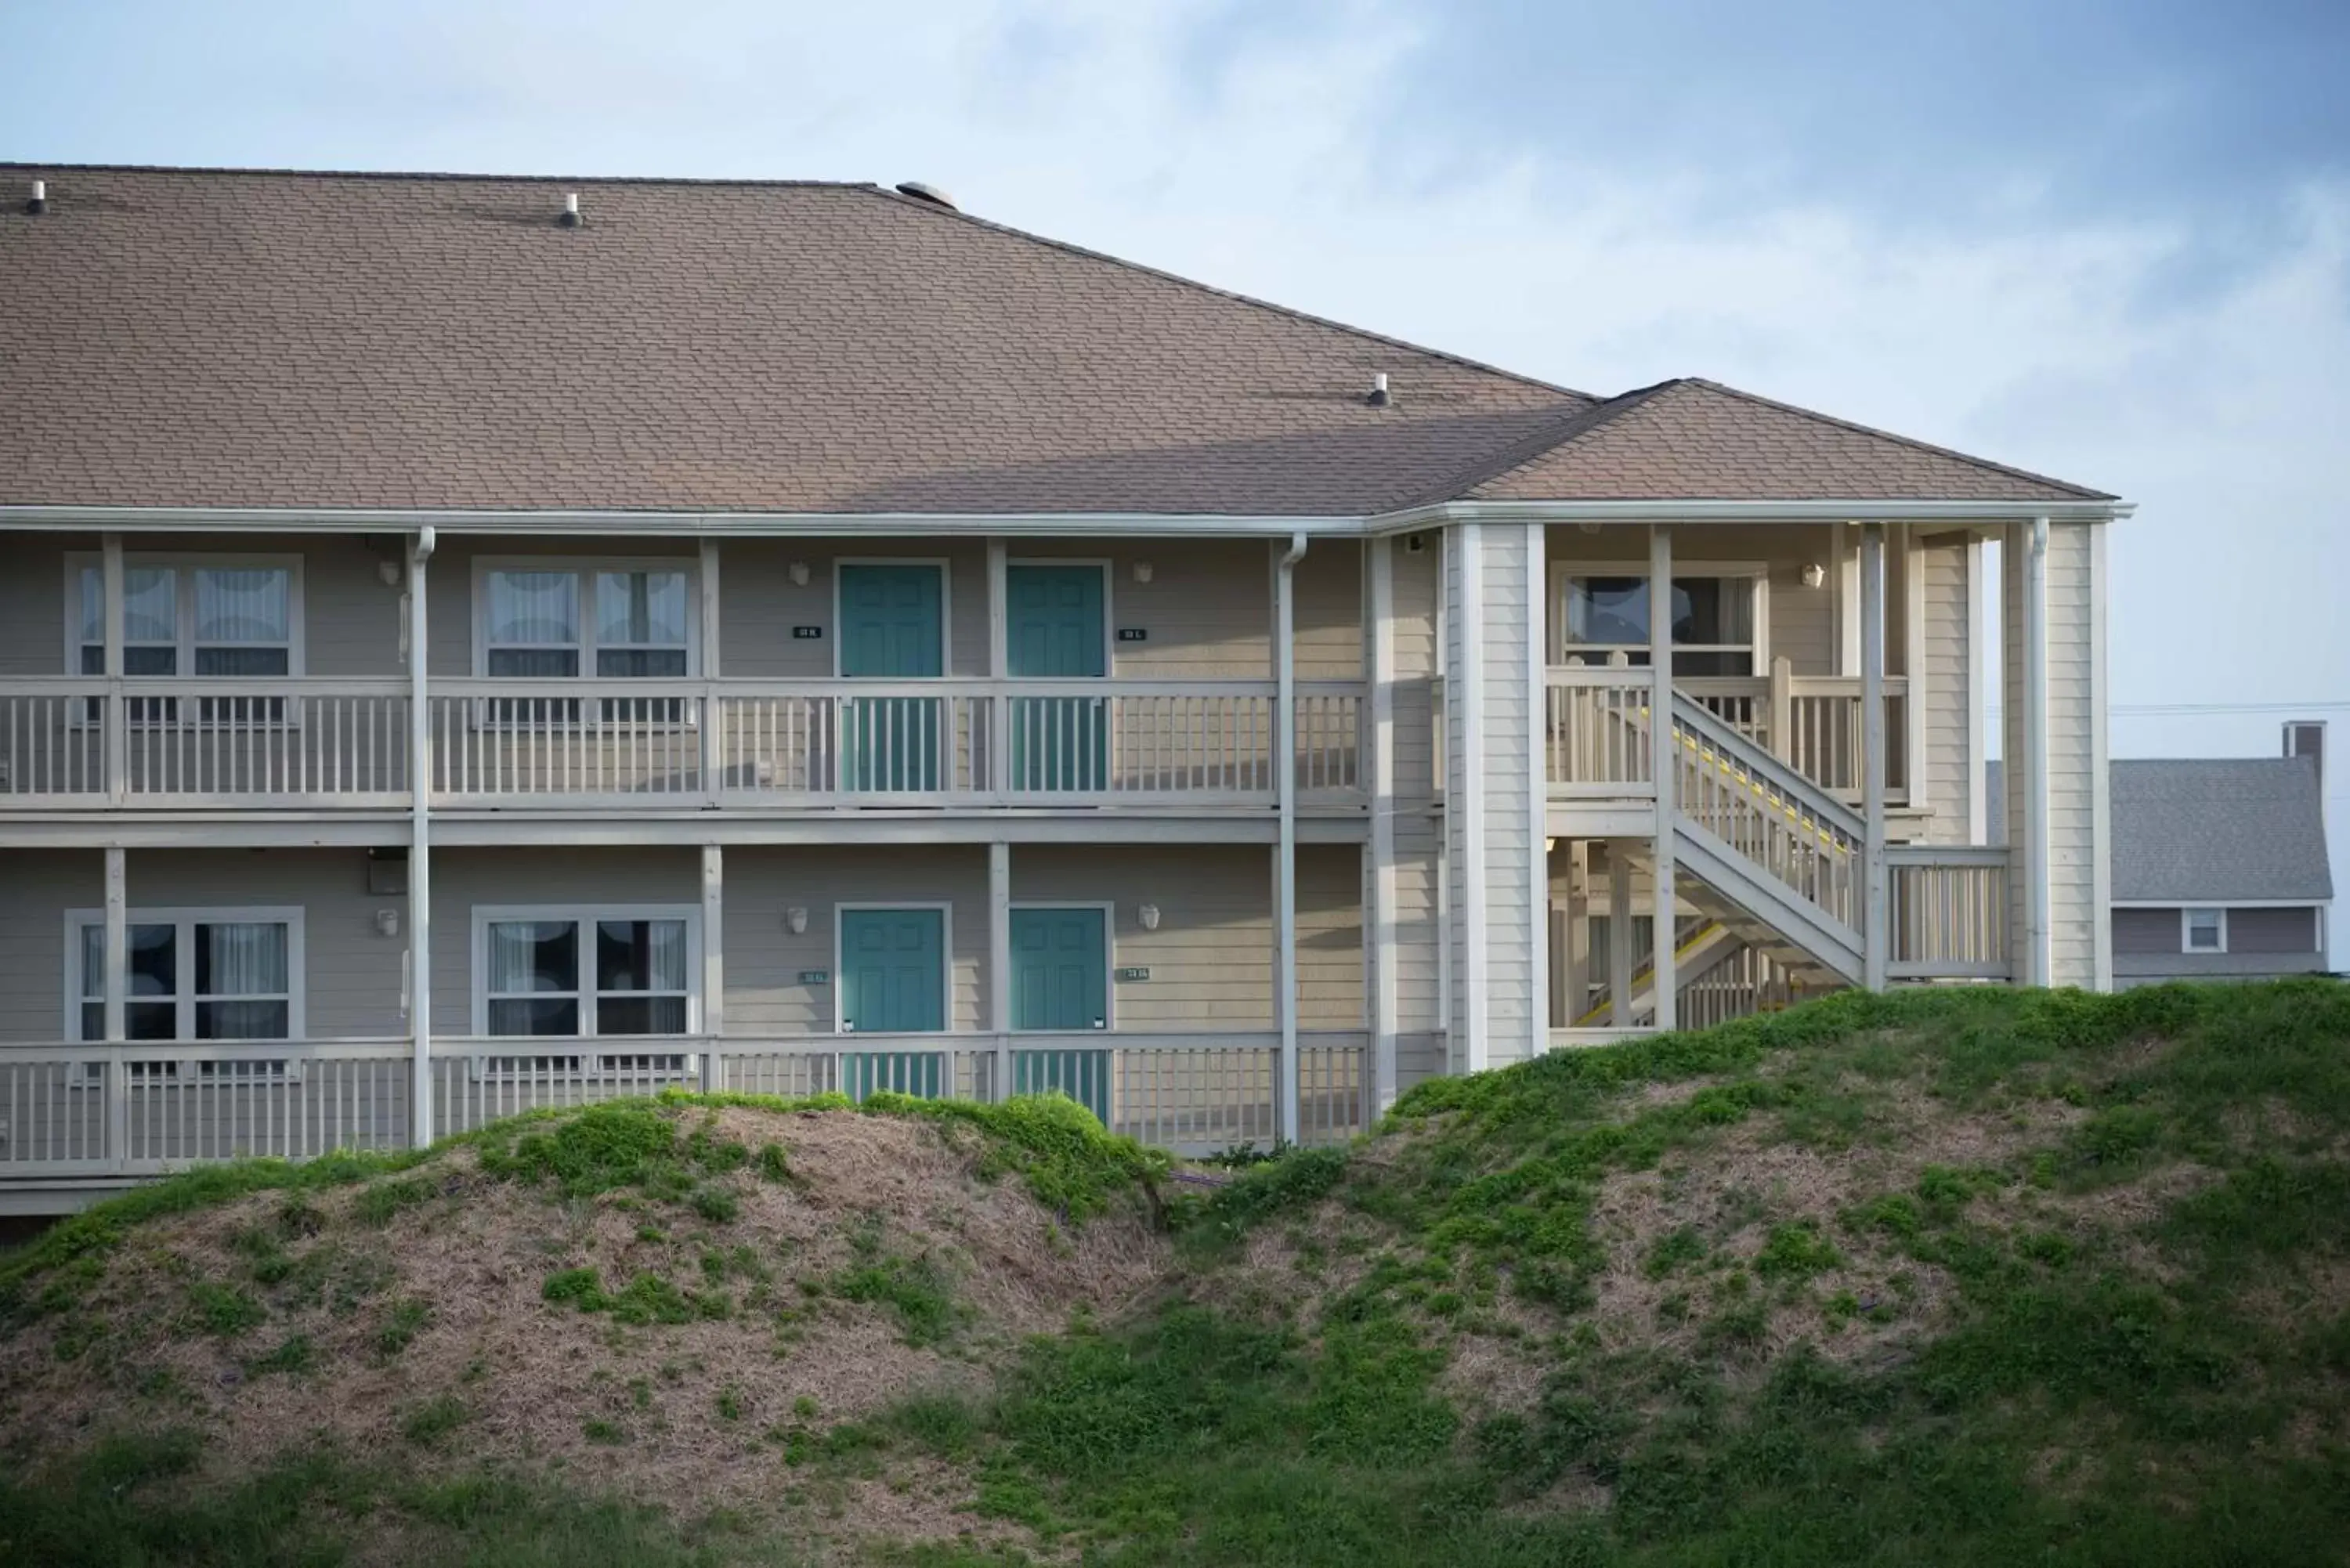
[
  {"left": 0, "top": 166, "right": 2125, "bottom": 1210},
  {"left": 2110, "top": 725, "right": 2333, "bottom": 988}
]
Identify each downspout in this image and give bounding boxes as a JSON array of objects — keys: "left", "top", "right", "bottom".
[
  {"left": 2024, "top": 515, "right": 2052, "bottom": 988},
  {"left": 407, "top": 526, "right": 436, "bottom": 1147},
  {"left": 1275, "top": 529, "right": 1307, "bottom": 1145}
]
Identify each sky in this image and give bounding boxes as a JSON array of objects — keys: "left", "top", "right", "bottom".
[{"left": 5, "top": 0, "right": 2345, "bottom": 948}]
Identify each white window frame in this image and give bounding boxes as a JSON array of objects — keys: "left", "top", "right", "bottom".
[
  {"left": 2182, "top": 907, "right": 2228, "bottom": 954},
  {"left": 470, "top": 557, "right": 702, "bottom": 680},
  {"left": 1546, "top": 560, "right": 1770, "bottom": 674},
  {"left": 63, "top": 554, "right": 307, "bottom": 728},
  {"left": 833, "top": 902, "right": 955, "bottom": 1035},
  {"left": 1006, "top": 901, "right": 1117, "bottom": 1031},
  {"left": 471, "top": 903, "right": 703, "bottom": 1041},
  {"left": 63, "top": 906, "right": 306, "bottom": 1080},
  {"left": 1000, "top": 559, "right": 1114, "bottom": 678},
  {"left": 830, "top": 559, "right": 953, "bottom": 680}
]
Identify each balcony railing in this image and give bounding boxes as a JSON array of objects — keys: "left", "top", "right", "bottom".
[
  {"left": 0, "top": 1031, "right": 1370, "bottom": 1176},
  {"left": 1544, "top": 659, "right": 1908, "bottom": 803},
  {"left": 0, "top": 678, "right": 1365, "bottom": 811}
]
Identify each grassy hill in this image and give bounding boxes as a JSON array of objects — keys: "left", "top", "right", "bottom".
[{"left": 3, "top": 981, "right": 2348, "bottom": 1566}]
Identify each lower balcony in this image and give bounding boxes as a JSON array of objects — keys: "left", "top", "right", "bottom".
[
  {"left": 0, "top": 677, "right": 1365, "bottom": 812},
  {"left": 0, "top": 1030, "right": 1373, "bottom": 1191}
]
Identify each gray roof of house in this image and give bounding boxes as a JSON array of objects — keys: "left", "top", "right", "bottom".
[{"left": 2111, "top": 757, "right": 2333, "bottom": 903}]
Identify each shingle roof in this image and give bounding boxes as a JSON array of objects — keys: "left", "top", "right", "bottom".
[
  {"left": 0, "top": 165, "right": 2112, "bottom": 516},
  {"left": 1459, "top": 378, "right": 2112, "bottom": 504},
  {"left": 2111, "top": 758, "right": 2334, "bottom": 903}
]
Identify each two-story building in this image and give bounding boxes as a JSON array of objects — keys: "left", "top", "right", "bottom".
[{"left": 0, "top": 166, "right": 2124, "bottom": 1209}]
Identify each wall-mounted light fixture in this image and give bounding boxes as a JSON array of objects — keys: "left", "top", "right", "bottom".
[
  {"left": 374, "top": 909, "right": 402, "bottom": 939},
  {"left": 1801, "top": 562, "right": 1828, "bottom": 590},
  {"left": 377, "top": 559, "right": 403, "bottom": 588},
  {"left": 785, "top": 906, "right": 809, "bottom": 936},
  {"left": 1137, "top": 903, "right": 1160, "bottom": 931},
  {"left": 1578, "top": 521, "right": 1603, "bottom": 535},
  {"left": 787, "top": 562, "right": 812, "bottom": 587},
  {"left": 1132, "top": 562, "right": 1153, "bottom": 583}
]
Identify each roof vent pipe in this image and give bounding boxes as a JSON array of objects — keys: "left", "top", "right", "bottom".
[
  {"left": 558, "top": 192, "right": 582, "bottom": 228},
  {"left": 895, "top": 181, "right": 957, "bottom": 210},
  {"left": 26, "top": 179, "right": 45, "bottom": 215},
  {"left": 1367, "top": 372, "right": 1390, "bottom": 408}
]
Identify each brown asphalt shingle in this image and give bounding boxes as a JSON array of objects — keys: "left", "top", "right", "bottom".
[{"left": 0, "top": 166, "right": 2112, "bottom": 515}]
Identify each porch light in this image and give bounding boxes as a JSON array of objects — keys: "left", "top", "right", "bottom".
[
  {"left": 785, "top": 906, "right": 808, "bottom": 935},
  {"left": 1132, "top": 562, "right": 1153, "bottom": 583},
  {"left": 1801, "top": 562, "right": 1827, "bottom": 589},
  {"left": 374, "top": 909, "right": 401, "bottom": 938},
  {"left": 787, "top": 562, "right": 812, "bottom": 587},
  {"left": 1137, "top": 903, "right": 1160, "bottom": 931}
]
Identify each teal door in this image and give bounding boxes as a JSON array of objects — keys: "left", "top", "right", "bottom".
[
  {"left": 839, "top": 908, "right": 945, "bottom": 1099},
  {"left": 839, "top": 565, "right": 944, "bottom": 792},
  {"left": 1006, "top": 565, "right": 1108, "bottom": 793},
  {"left": 1010, "top": 906, "right": 1112, "bottom": 1125}
]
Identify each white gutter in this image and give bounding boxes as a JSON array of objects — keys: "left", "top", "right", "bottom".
[
  {"left": 0, "top": 497, "right": 2131, "bottom": 538},
  {"left": 407, "top": 526, "right": 436, "bottom": 1147},
  {"left": 2024, "top": 515, "right": 2052, "bottom": 988},
  {"left": 1274, "top": 529, "right": 1307, "bottom": 1145}
]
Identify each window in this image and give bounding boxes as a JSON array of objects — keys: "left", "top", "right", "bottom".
[
  {"left": 70, "top": 558, "right": 300, "bottom": 722},
  {"left": 2183, "top": 908, "right": 2226, "bottom": 953},
  {"left": 478, "top": 907, "right": 696, "bottom": 1038},
  {"left": 480, "top": 563, "right": 694, "bottom": 724},
  {"left": 1556, "top": 573, "right": 1759, "bottom": 676},
  {"left": 69, "top": 909, "right": 302, "bottom": 1078}
]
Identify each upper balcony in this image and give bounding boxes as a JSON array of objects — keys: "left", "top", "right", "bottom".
[{"left": 0, "top": 675, "right": 1363, "bottom": 811}]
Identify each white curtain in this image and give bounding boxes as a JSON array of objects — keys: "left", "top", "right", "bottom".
[
  {"left": 489, "top": 920, "right": 577, "bottom": 992},
  {"left": 646, "top": 919, "right": 688, "bottom": 991},
  {"left": 595, "top": 572, "right": 687, "bottom": 647},
  {"left": 121, "top": 567, "right": 178, "bottom": 643},
  {"left": 195, "top": 569, "right": 291, "bottom": 645},
  {"left": 200, "top": 923, "right": 288, "bottom": 995},
  {"left": 488, "top": 572, "right": 580, "bottom": 645}
]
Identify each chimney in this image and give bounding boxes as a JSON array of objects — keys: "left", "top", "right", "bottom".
[{"left": 2284, "top": 720, "right": 2325, "bottom": 788}]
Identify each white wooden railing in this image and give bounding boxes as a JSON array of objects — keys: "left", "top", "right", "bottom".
[
  {"left": 1545, "top": 658, "right": 1907, "bottom": 804},
  {"left": 1888, "top": 846, "right": 2012, "bottom": 979},
  {"left": 0, "top": 1031, "right": 1371, "bottom": 1179},
  {"left": 2, "top": 678, "right": 1364, "bottom": 810}
]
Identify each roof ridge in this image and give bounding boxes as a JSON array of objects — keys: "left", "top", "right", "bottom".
[
  {"left": 0, "top": 161, "right": 877, "bottom": 190},
  {"left": 846, "top": 185, "right": 1598, "bottom": 403},
  {"left": 1680, "top": 378, "right": 2114, "bottom": 502},
  {"left": 1404, "top": 379, "right": 1684, "bottom": 507}
]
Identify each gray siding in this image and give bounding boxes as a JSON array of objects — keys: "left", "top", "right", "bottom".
[
  {"left": 2113, "top": 907, "right": 2182, "bottom": 955},
  {"left": 2232, "top": 906, "right": 2322, "bottom": 954}
]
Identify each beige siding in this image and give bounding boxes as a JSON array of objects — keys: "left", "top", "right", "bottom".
[
  {"left": 427, "top": 537, "right": 701, "bottom": 680},
  {"left": 0, "top": 847, "right": 406, "bottom": 1042},
  {"left": 717, "top": 540, "right": 989, "bottom": 679},
  {"left": 1389, "top": 533, "right": 1445, "bottom": 1042},
  {"left": 1916, "top": 532, "right": 1975, "bottom": 844},
  {"left": 1006, "top": 538, "right": 1279, "bottom": 678},
  {"left": 0, "top": 533, "right": 404, "bottom": 679},
  {"left": 725, "top": 846, "right": 991, "bottom": 1034}
]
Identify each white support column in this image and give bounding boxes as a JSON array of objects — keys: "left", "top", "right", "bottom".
[
  {"left": 2023, "top": 515, "right": 2052, "bottom": 988},
  {"left": 700, "top": 844, "right": 724, "bottom": 1091},
  {"left": 1367, "top": 536, "right": 1399, "bottom": 1113},
  {"left": 1649, "top": 523, "right": 1676, "bottom": 1029},
  {"left": 1608, "top": 844, "right": 1634, "bottom": 1028},
  {"left": 989, "top": 840, "right": 1011, "bottom": 1100},
  {"left": 103, "top": 846, "right": 127, "bottom": 1042},
  {"left": 986, "top": 538, "right": 1009, "bottom": 797},
  {"left": 101, "top": 532, "right": 126, "bottom": 803},
  {"left": 1898, "top": 526, "right": 1929, "bottom": 813},
  {"left": 407, "top": 528, "right": 436, "bottom": 1147},
  {"left": 699, "top": 539, "right": 722, "bottom": 800},
  {"left": 1965, "top": 533, "right": 1988, "bottom": 845},
  {"left": 1861, "top": 524, "right": 1889, "bottom": 990},
  {"left": 1565, "top": 842, "right": 1589, "bottom": 1028},
  {"left": 103, "top": 845, "right": 128, "bottom": 1164},
  {"left": 1527, "top": 522, "right": 1549, "bottom": 1050},
  {"left": 1274, "top": 533, "right": 1307, "bottom": 1140}
]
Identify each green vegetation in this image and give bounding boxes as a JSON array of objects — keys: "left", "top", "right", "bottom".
[{"left": 5, "top": 981, "right": 2347, "bottom": 1566}]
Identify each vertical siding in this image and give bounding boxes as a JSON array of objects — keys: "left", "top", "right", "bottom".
[
  {"left": 2045, "top": 522, "right": 2101, "bottom": 988},
  {"left": 1917, "top": 532, "right": 1974, "bottom": 844},
  {"left": 0, "top": 847, "right": 406, "bottom": 1042}
]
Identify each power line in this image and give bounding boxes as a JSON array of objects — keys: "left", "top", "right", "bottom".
[{"left": 1988, "top": 701, "right": 2348, "bottom": 717}]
